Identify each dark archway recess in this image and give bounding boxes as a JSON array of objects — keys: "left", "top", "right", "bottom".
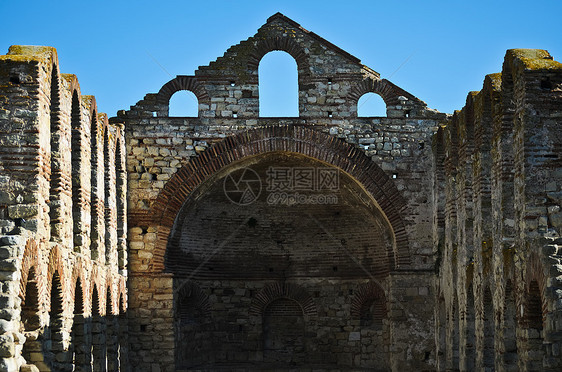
[
  {"left": 167, "top": 150, "right": 397, "bottom": 369},
  {"left": 47, "top": 272, "right": 65, "bottom": 370},
  {"left": 71, "top": 280, "right": 87, "bottom": 371},
  {"left": 166, "top": 152, "right": 396, "bottom": 279},
  {"left": 526, "top": 280, "right": 545, "bottom": 370},
  {"left": 91, "top": 286, "right": 106, "bottom": 371},
  {"left": 263, "top": 298, "right": 306, "bottom": 364},
  {"left": 150, "top": 125, "right": 409, "bottom": 273},
  {"left": 174, "top": 282, "right": 212, "bottom": 369},
  {"left": 21, "top": 268, "right": 42, "bottom": 369}
]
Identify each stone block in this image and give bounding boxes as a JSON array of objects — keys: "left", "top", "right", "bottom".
[{"left": 7, "top": 204, "right": 38, "bottom": 219}]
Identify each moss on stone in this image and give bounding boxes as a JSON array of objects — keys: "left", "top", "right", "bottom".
[{"left": 508, "top": 49, "right": 562, "bottom": 71}]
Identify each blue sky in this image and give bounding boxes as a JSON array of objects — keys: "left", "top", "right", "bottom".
[{"left": 1, "top": 0, "right": 561, "bottom": 117}]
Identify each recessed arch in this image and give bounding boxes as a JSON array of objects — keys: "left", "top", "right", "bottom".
[
  {"left": 258, "top": 51, "right": 299, "bottom": 117},
  {"left": 526, "top": 280, "right": 545, "bottom": 369},
  {"left": 250, "top": 283, "right": 317, "bottom": 317},
  {"left": 174, "top": 281, "right": 212, "bottom": 368},
  {"left": 21, "top": 266, "right": 42, "bottom": 369},
  {"left": 148, "top": 126, "right": 409, "bottom": 272},
  {"left": 351, "top": 282, "right": 387, "bottom": 326},
  {"left": 263, "top": 297, "right": 306, "bottom": 364},
  {"left": 47, "top": 245, "right": 66, "bottom": 298},
  {"left": 71, "top": 278, "right": 86, "bottom": 371},
  {"left": 91, "top": 284, "right": 106, "bottom": 371},
  {"left": 48, "top": 271, "right": 64, "bottom": 369},
  {"left": 19, "top": 239, "right": 42, "bottom": 306},
  {"left": 175, "top": 281, "right": 210, "bottom": 319}
]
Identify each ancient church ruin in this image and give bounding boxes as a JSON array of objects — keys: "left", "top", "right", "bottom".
[{"left": 0, "top": 13, "right": 561, "bottom": 371}]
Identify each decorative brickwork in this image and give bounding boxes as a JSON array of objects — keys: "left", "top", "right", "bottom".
[{"left": 0, "top": 45, "right": 127, "bottom": 371}]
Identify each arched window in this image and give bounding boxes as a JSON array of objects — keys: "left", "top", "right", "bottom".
[
  {"left": 357, "top": 92, "right": 386, "bottom": 117},
  {"left": 169, "top": 90, "right": 198, "bottom": 117},
  {"left": 259, "top": 51, "right": 299, "bottom": 117}
]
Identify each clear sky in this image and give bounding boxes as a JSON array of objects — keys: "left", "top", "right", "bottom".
[{"left": 1, "top": 0, "right": 561, "bottom": 117}]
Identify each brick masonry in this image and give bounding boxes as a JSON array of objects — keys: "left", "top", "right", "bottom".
[
  {"left": 0, "top": 46, "right": 128, "bottom": 371},
  {"left": 0, "top": 12, "right": 560, "bottom": 372}
]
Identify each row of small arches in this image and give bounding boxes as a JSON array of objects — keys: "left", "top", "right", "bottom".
[
  {"left": 22, "top": 266, "right": 126, "bottom": 370},
  {"left": 168, "top": 51, "right": 387, "bottom": 117}
]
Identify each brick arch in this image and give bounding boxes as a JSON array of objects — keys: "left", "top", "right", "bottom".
[
  {"left": 89, "top": 266, "right": 105, "bottom": 316},
  {"left": 247, "top": 36, "right": 310, "bottom": 78},
  {"left": 249, "top": 283, "right": 317, "bottom": 317},
  {"left": 150, "top": 125, "right": 409, "bottom": 272},
  {"left": 175, "top": 281, "right": 211, "bottom": 317},
  {"left": 82, "top": 95, "right": 97, "bottom": 123},
  {"left": 117, "top": 277, "right": 127, "bottom": 314},
  {"left": 526, "top": 251, "right": 548, "bottom": 317},
  {"left": 157, "top": 75, "right": 209, "bottom": 106},
  {"left": 46, "top": 245, "right": 67, "bottom": 306},
  {"left": 19, "top": 239, "right": 43, "bottom": 305},
  {"left": 349, "top": 78, "right": 422, "bottom": 108},
  {"left": 70, "top": 257, "right": 88, "bottom": 313},
  {"left": 62, "top": 73, "right": 82, "bottom": 99},
  {"left": 105, "top": 274, "right": 118, "bottom": 315},
  {"left": 350, "top": 282, "right": 386, "bottom": 318}
]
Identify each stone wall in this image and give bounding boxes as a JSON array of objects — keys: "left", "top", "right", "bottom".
[
  {"left": 119, "top": 13, "right": 444, "bottom": 372},
  {"left": 0, "top": 11, "right": 560, "bottom": 372},
  {"left": 434, "top": 49, "right": 562, "bottom": 371},
  {"left": 0, "top": 46, "right": 128, "bottom": 371}
]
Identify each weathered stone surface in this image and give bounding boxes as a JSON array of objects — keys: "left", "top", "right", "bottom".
[{"left": 0, "top": 12, "right": 560, "bottom": 372}]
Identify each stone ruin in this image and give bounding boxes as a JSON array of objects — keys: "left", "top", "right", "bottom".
[{"left": 0, "top": 12, "right": 560, "bottom": 372}]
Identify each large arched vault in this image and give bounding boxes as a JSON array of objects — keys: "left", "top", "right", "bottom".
[{"left": 166, "top": 151, "right": 396, "bottom": 279}]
